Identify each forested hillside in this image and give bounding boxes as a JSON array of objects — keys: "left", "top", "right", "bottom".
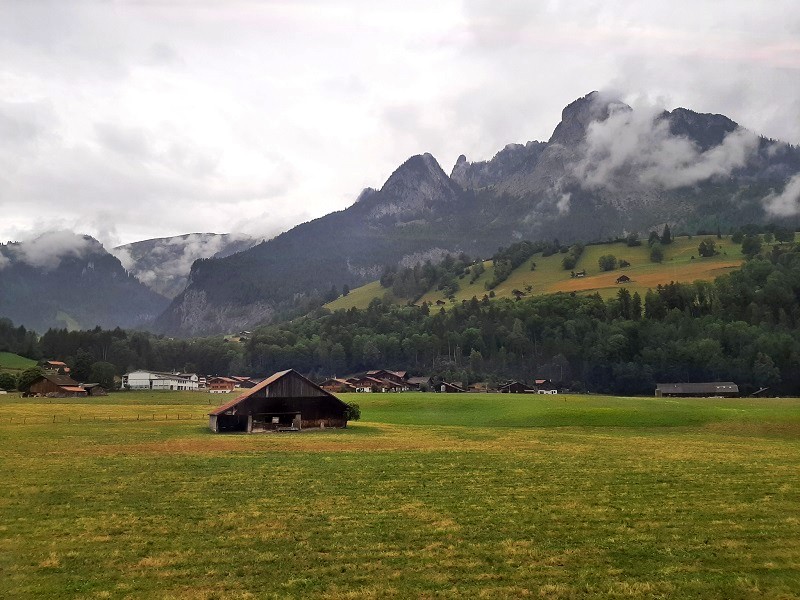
[{"left": 7, "top": 238, "right": 800, "bottom": 396}]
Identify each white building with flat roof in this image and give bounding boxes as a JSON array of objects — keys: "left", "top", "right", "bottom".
[{"left": 122, "top": 370, "right": 199, "bottom": 391}]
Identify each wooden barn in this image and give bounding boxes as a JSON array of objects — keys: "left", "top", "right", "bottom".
[
  {"left": 208, "top": 369, "right": 350, "bottom": 433},
  {"left": 27, "top": 374, "right": 87, "bottom": 397},
  {"left": 615, "top": 274, "right": 631, "bottom": 284},
  {"left": 655, "top": 382, "right": 739, "bottom": 398}
]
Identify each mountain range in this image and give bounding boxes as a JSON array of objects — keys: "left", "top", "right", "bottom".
[
  {"left": 2, "top": 91, "right": 799, "bottom": 336},
  {"left": 0, "top": 233, "right": 168, "bottom": 332}
]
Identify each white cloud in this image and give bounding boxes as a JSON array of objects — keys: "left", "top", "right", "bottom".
[
  {"left": 6, "top": 231, "right": 96, "bottom": 271},
  {"left": 763, "top": 174, "right": 800, "bottom": 216},
  {"left": 574, "top": 100, "right": 760, "bottom": 190}
]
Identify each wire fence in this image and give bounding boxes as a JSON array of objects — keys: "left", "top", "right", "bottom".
[{"left": 0, "top": 413, "right": 210, "bottom": 426}]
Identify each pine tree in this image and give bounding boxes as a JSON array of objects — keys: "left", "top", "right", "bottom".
[{"left": 661, "top": 224, "right": 672, "bottom": 245}]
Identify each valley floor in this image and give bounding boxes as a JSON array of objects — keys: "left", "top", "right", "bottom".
[{"left": 1, "top": 391, "right": 799, "bottom": 599}]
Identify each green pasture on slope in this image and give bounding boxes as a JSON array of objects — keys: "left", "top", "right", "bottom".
[
  {"left": 327, "top": 235, "right": 756, "bottom": 310},
  {"left": 0, "top": 351, "right": 36, "bottom": 374},
  {"left": 1, "top": 391, "right": 799, "bottom": 599}
]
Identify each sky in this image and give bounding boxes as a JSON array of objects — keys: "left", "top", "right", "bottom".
[{"left": 1, "top": 0, "right": 799, "bottom": 247}]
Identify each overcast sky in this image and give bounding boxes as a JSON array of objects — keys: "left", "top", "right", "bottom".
[{"left": 1, "top": 0, "right": 798, "bottom": 246}]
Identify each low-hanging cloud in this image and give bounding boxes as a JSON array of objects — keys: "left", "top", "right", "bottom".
[
  {"left": 763, "top": 173, "right": 800, "bottom": 217},
  {"left": 573, "top": 101, "right": 760, "bottom": 191},
  {"left": 1, "top": 230, "right": 96, "bottom": 271},
  {"left": 111, "top": 232, "right": 256, "bottom": 297}
]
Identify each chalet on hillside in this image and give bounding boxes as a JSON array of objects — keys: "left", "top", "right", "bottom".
[
  {"left": 615, "top": 274, "right": 631, "bottom": 284},
  {"left": 655, "top": 382, "right": 739, "bottom": 398},
  {"left": 499, "top": 381, "right": 534, "bottom": 394},
  {"left": 27, "top": 374, "right": 87, "bottom": 397},
  {"left": 208, "top": 369, "right": 350, "bottom": 433}
]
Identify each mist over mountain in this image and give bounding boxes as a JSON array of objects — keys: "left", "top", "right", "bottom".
[
  {"left": 151, "top": 91, "right": 800, "bottom": 336},
  {"left": 0, "top": 232, "right": 169, "bottom": 333},
  {"left": 112, "top": 233, "right": 256, "bottom": 299}
]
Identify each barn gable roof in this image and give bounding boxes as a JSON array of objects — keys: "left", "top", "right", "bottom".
[
  {"left": 209, "top": 369, "right": 348, "bottom": 416},
  {"left": 40, "top": 373, "right": 81, "bottom": 387}
]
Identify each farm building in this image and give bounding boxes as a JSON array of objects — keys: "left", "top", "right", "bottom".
[
  {"left": 27, "top": 374, "right": 87, "bottom": 397},
  {"left": 615, "top": 274, "right": 631, "bottom": 284},
  {"left": 499, "top": 381, "right": 534, "bottom": 393},
  {"left": 122, "top": 370, "right": 199, "bottom": 391},
  {"left": 208, "top": 369, "right": 350, "bottom": 433},
  {"left": 407, "top": 376, "right": 432, "bottom": 390},
  {"left": 81, "top": 383, "right": 107, "bottom": 396},
  {"left": 655, "top": 382, "right": 739, "bottom": 397},
  {"left": 438, "top": 381, "right": 466, "bottom": 393}
]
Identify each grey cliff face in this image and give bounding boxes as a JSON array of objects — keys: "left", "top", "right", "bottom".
[{"left": 450, "top": 142, "right": 547, "bottom": 190}]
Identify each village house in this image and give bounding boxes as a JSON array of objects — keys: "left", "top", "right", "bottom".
[
  {"left": 208, "top": 369, "right": 350, "bottom": 433},
  {"left": 348, "top": 375, "right": 403, "bottom": 393},
  {"left": 534, "top": 379, "right": 559, "bottom": 394},
  {"left": 208, "top": 376, "right": 238, "bottom": 393},
  {"left": 366, "top": 370, "right": 411, "bottom": 389},
  {"left": 655, "top": 382, "right": 739, "bottom": 397},
  {"left": 122, "top": 370, "right": 199, "bottom": 391}
]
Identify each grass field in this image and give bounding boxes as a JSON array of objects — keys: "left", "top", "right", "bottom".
[
  {"left": 327, "top": 235, "right": 754, "bottom": 310},
  {"left": 0, "top": 351, "right": 36, "bottom": 375},
  {"left": 1, "top": 390, "right": 799, "bottom": 599}
]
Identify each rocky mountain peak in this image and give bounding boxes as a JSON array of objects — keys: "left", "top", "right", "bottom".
[
  {"left": 367, "top": 153, "right": 460, "bottom": 220},
  {"left": 665, "top": 107, "right": 739, "bottom": 151},
  {"left": 548, "top": 91, "right": 630, "bottom": 147}
]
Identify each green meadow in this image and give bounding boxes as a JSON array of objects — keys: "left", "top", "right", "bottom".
[{"left": 1, "top": 390, "right": 799, "bottom": 599}]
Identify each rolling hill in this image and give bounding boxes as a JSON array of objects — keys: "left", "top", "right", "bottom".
[{"left": 326, "top": 234, "right": 751, "bottom": 310}]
